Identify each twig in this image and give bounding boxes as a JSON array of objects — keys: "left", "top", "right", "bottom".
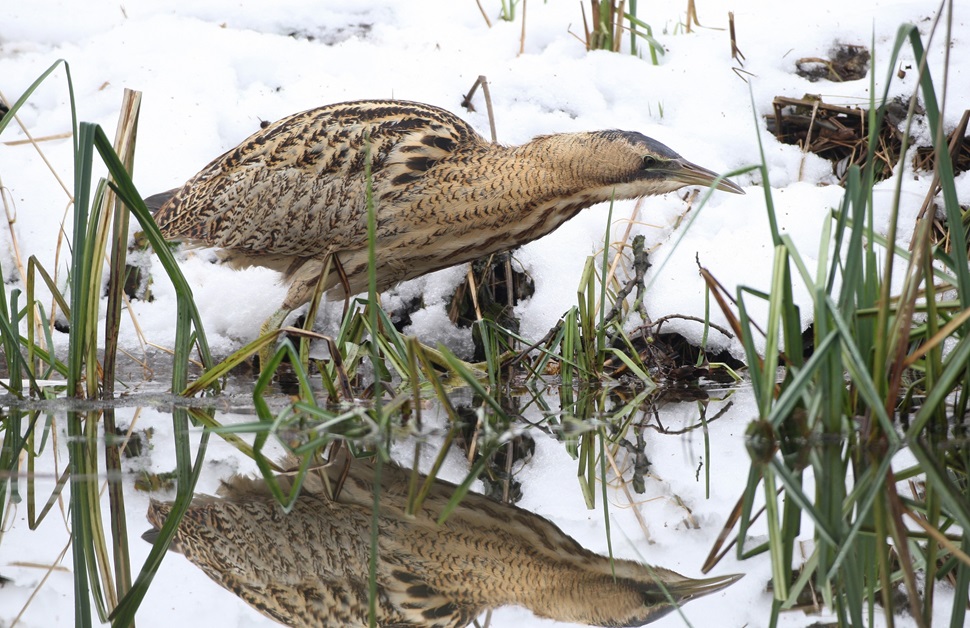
[
  {"left": 599, "top": 234, "right": 650, "bottom": 330},
  {"left": 2, "top": 132, "right": 73, "bottom": 146},
  {"left": 601, "top": 189, "right": 644, "bottom": 296},
  {"left": 502, "top": 320, "right": 563, "bottom": 368},
  {"left": 0, "top": 88, "right": 73, "bottom": 200},
  {"left": 461, "top": 75, "right": 497, "bottom": 143},
  {"left": 603, "top": 444, "right": 653, "bottom": 543},
  {"left": 910, "top": 108, "right": 969, "bottom": 249},
  {"left": 461, "top": 77, "right": 498, "bottom": 323},
  {"left": 474, "top": 0, "right": 493, "bottom": 28},
  {"left": 644, "top": 400, "right": 733, "bottom": 435},
  {"left": 728, "top": 12, "right": 744, "bottom": 65},
  {"left": 648, "top": 313, "right": 734, "bottom": 340}
]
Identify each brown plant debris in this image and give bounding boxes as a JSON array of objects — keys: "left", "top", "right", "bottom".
[
  {"left": 601, "top": 325, "right": 742, "bottom": 387},
  {"left": 447, "top": 251, "right": 534, "bottom": 361},
  {"left": 795, "top": 44, "right": 871, "bottom": 82},
  {"left": 909, "top": 109, "right": 970, "bottom": 249},
  {"left": 912, "top": 108, "right": 970, "bottom": 174},
  {"left": 769, "top": 95, "right": 970, "bottom": 184},
  {"left": 769, "top": 95, "right": 899, "bottom": 182}
]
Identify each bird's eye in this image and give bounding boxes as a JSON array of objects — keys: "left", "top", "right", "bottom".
[{"left": 641, "top": 155, "right": 658, "bottom": 169}]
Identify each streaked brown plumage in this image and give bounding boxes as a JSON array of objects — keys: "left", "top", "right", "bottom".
[
  {"left": 150, "top": 99, "right": 743, "bottom": 338},
  {"left": 144, "top": 448, "right": 741, "bottom": 627}
]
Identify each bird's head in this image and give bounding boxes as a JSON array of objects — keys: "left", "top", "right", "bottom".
[
  {"left": 523, "top": 554, "right": 742, "bottom": 626},
  {"left": 614, "top": 569, "right": 744, "bottom": 626},
  {"left": 571, "top": 130, "right": 745, "bottom": 197}
]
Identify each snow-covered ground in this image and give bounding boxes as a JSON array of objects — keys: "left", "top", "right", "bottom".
[{"left": 1, "top": 1, "right": 967, "bottom": 626}]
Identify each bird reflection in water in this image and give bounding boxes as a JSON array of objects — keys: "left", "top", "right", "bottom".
[{"left": 144, "top": 447, "right": 740, "bottom": 627}]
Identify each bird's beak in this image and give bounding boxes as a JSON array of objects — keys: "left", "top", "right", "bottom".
[
  {"left": 672, "top": 159, "right": 745, "bottom": 194},
  {"left": 665, "top": 572, "right": 744, "bottom": 601}
]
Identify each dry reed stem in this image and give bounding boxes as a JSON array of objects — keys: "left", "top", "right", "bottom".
[
  {"left": 686, "top": 0, "right": 699, "bottom": 32},
  {"left": 11, "top": 539, "right": 73, "bottom": 625},
  {"left": 474, "top": 0, "right": 492, "bottom": 28},
  {"left": 464, "top": 267, "right": 484, "bottom": 322},
  {"left": 2, "top": 177, "right": 28, "bottom": 284},
  {"left": 905, "top": 507, "right": 970, "bottom": 568},
  {"left": 0, "top": 88, "right": 73, "bottom": 201},
  {"left": 728, "top": 12, "right": 744, "bottom": 64},
  {"left": 460, "top": 75, "right": 499, "bottom": 323},
  {"left": 2, "top": 132, "right": 72, "bottom": 146},
  {"left": 798, "top": 98, "right": 822, "bottom": 181},
  {"left": 117, "top": 290, "right": 152, "bottom": 376},
  {"left": 102, "top": 88, "right": 143, "bottom": 400},
  {"left": 910, "top": 108, "right": 969, "bottom": 249},
  {"left": 594, "top": 199, "right": 642, "bottom": 320},
  {"left": 604, "top": 444, "right": 654, "bottom": 543},
  {"left": 145, "top": 341, "right": 204, "bottom": 369},
  {"left": 614, "top": 1, "right": 625, "bottom": 52}
]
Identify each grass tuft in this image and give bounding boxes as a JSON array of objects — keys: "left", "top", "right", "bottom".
[{"left": 701, "top": 7, "right": 970, "bottom": 625}]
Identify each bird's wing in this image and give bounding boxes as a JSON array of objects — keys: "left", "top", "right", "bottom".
[
  {"left": 153, "top": 100, "right": 481, "bottom": 258},
  {"left": 379, "top": 561, "right": 479, "bottom": 628}
]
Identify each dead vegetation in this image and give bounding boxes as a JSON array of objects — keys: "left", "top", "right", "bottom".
[
  {"left": 769, "top": 95, "right": 970, "bottom": 187},
  {"left": 794, "top": 44, "right": 871, "bottom": 82}
]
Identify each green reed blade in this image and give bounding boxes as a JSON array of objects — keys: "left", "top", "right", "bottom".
[
  {"left": 66, "top": 411, "right": 92, "bottom": 627},
  {"left": 95, "top": 125, "right": 214, "bottom": 383},
  {"left": 0, "top": 59, "right": 75, "bottom": 148},
  {"left": 0, "top": 289, "right": 41, "bottom": 397},
  {"left": 436, "top": 344, "right": 510, "bottom": 423},
  {"left": 67, "top": 123, "right": 96, "bottom": 395},
  {"left": 110, "top": 413, "right": 210, "bottom": 626}
]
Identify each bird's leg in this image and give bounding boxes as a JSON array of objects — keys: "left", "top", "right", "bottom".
[
  {"left": 257, "top": 257, "right": 340, "bottom": 373},
  {"left": 300, "top": 256, "right": 336, "bottom": 368},
  {"left": 257, "top": 307, "right": 291, "bottom": 371},
  {"left": 332, "top": 254, "right": 352, "bottom": 320}
]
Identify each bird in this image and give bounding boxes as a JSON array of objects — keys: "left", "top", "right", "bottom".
[
  {"left": 144, "top": 447, "right": 742, "bottom": 627},
  {"left": 148, "top": 99, "right": 744, "bottom": 346}
]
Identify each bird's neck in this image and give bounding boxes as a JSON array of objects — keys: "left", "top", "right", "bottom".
[
  {"left": 448, "top": 134, "right": 633, "bottom": 248},
  {"left": 511, "top": 132, "right": 632, "bottom": 195},
  {"left": 502, "top": 553, "right": 652, "bottom": 625},
  {"left": 400, "top": 479, "right": 652, "bottom": 625}
]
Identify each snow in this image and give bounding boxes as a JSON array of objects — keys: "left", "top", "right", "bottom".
[{"left": 1, "top": 0, "right": 968, "bottom": 626}]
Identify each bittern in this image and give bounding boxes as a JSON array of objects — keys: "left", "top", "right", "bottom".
[
  {"left": 144, "top": 449, "right": 741, "bottom": 626},
  {"left": 149, "top": 99, "right": 743, "bottom": 345}
]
